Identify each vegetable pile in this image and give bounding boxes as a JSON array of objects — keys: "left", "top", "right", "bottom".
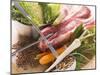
[
  {"left": 11, "top": 6, "right": 31, "bottom": 25},
  {"left": 12, "top": 2, "right": 60, "bottom": 26},
  {"left": 12, "top": 1, "right": 96, "bottom": 71}
]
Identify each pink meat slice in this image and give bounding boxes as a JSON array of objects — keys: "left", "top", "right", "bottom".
[
  {"left": 39, "top": 20, "right": 82, "bottom": 51},
  {"left": 38, "top": 6, "right": 95, "bottom": 51},
  {"left": 40, "top": 26, "right": 56, "bottom": 37}
]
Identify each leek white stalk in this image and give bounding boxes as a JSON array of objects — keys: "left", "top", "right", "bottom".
[{"left": 45, "top": 39, "right": 81, "bottom": 72}]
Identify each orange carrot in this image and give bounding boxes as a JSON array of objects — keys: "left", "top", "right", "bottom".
[
  {"left": 39, "top": 47, "right": 65, "bottom": 65},
  {"left": 35, "top": 52, "right": 49, "bottom": 59}
]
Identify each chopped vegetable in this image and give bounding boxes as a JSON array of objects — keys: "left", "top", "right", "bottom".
[
  {"left": 45, "top": 39, "right": 81, "bottom": 72},
  {"left": 19, "top": 2, "right": 43, "bottom": 26},
  {"left": 39, "top": 3, "right": 60, "bottom": 24},
  {"left": 45, "top": 25, "right": 95, "bottom": 72},
  {"left": 12, "top": 2, "right": 96, "bottom": 71},
  {"left": 11, "top": 6, "right": 31, "bottom": 25},
  {"left": 74, "top": 24, "right": 84, "bottom": 38},
  {"left": 35, "top": 52, "right": 49, "bottom": 59},
  {"left": 17, "top": 2, "right": 60, "bottom": 27},
  {"left": 39, "top": 46, "right": 65, "bottom": 65},
  {"left": 48, "top": 4, "right": 60, "bottom": 24},
  {"left": 71, "top": 26, "right": 95, "bottom": 70}
]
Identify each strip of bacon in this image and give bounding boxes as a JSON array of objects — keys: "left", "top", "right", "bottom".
[{"left": 38, "top": 6, "right": 95, "bottom": 51}]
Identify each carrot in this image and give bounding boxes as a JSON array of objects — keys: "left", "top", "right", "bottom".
[
  {"left": 39, "top": 47, "right": 65, "bottom": 65},
  {"left": 35, "top": 52, "right": 49, "bottom": 59},
  {"left": 86, "top": 24, "right": 95, "bottom": 29}
]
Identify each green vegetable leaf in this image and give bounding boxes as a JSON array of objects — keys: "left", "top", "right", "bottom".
[
  {"left": 11, "top": 6, "right": 31, "bottom": 25},
  {"left": 74, "top": 24, "right": 84, "bottom": 38},
  {"left": 48, "top": 4, "right": 60, "bottom": 24},
  {"left": 72, "top": 27, "right": 96, "bottom": 70},
  {"left": 39, "top": 3, "right": 52, "bottom": 24},
  {"left": 19, "top": 2, "right": 44, "bottom": 27},
  {"left": 18, "top": 2, "right": 60, "bottom": 26}
]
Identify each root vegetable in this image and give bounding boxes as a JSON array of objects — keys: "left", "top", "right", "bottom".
[
  {"left": 45, "top": 39, "right": 81, "bottom": 72},
  {"left": 35, "top": 52, "right": 49, "bottom": 59},
  {"left": 39, "top": 47, "right": 65, "bottom": 65}
]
